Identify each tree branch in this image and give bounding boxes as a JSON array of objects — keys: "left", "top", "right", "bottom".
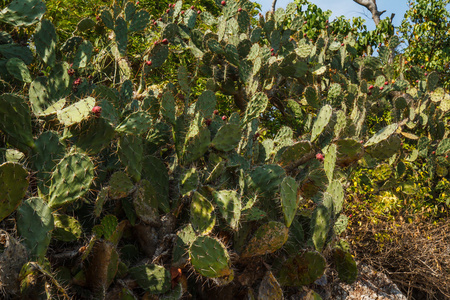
[
  {"left": 353, "top": 0, "right": 386, "bottom": 26},
  {"left": 271, "top": 0, "right": 277, "bottom": 12}
]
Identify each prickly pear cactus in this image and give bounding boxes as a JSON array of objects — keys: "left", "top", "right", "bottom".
[{"left": 0, "top": 0, "right": 448, "bottom": 298}]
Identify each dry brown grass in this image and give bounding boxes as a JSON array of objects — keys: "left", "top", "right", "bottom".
[{"left": 347, "top": 210, "right": 450, "bottom": 300}]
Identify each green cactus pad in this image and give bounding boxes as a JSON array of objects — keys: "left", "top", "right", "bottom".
[
  {"left": 278, "top": 251, "right": 326, "bottom": 286},
  {"left": 172, "top": 224, "right": 196, "bottom": 267},
  {"left": 115, "top": 17, "right": 128, "bottom": 56},
  {"left": 242, "top": 92, "right": 269, "bottom": 124},
  {"left": 183, "top": 126, "right": 211, "bottom": 164},
  {"left": 190, "top": 191, "right": 216, "bottom": 234},
  {"left": 334, "top": 214, "right": 349, "bottom": 236},
  {"left": 29, "top": 62, "right": 71, "bottom": 116},
  {"left": 212, "top": 190, "right": 241, "bottom": 230},
  {"left": 335, "top": 138, "right": 364, "bottom": 167},
  {"left": 0, "top": 93, "right": 35, "bottom": 151},
  {"left": 248, "top": 164, "right": 286, "bottom": 195},
  {"left": 133, "top": 179, "right": 159, "bottom": 226},
  {"left": 364, "top": 123, "right": 398, "bottom": 147},
  {"left": 311, "top": 205, "right": 331, "bottom": 252},
  {"left": 118, "top": 134, "right": 143, "bottom": 182},
  {"left": 73, "top": 117, "right": 116, "bottom": 154},
  {"left": 48, "top": 152, "right": 94, "bottom": 208},
  {"left": 333, "top": 248, "right": 358, "bottom": 284},
  {"left": 108, "top": 171, "right": 134, "bottom": 200},
  {"left": 6, "top": 58, "right": 32, "bottom": 83},
  {"left": 180, "top": 168, "right": 199, "bottom": 196},
  {"left": 195, "top": 90, "right": 217, "bottom": 118},
  {"left": 0, "top": 0, "right": 46, "bottom": 27},
  {"left": 17, "top": 197, "right": 54, "bottom": 260},
  {"left": 211, "top": 123, "right": 241, "bottom": 152},
  {"left": 94, "top": 187, "right": 109, "bottom": 218},
  {"left": 0, "top": 43, "right": 33, "bottom": 65},
  {"left": 116, "top": 111, "right": 153, "bottom": 135},
  {"left": 0, "top": 162, "right": 29, "bottom": 222},
  {"left": 326, "top": 180, "right": 344, "bottom": 214},
  {"left": 73, "top": 40, "right": 93, "bottom": 69},
  {"left": 141, "top": 156, "right": 170, "bottom": 212},
  {"left": 149, "top": 44, "right": 169, "bottom": 68},
  {"left": 53, "top": 214, "right": 83, "bottom": 242},
  {"left": 311, "top": 105, "right": 332, "bottom": 142},
  {"left": 366, "top": 134, "right": 402, "bottom": 160},
  {"left": 57, "top": 97, "right": 96, "bottom": 126},
  {"left": 189, "top": 236, "right": 232, "bottom": 278},
  {"left": 324, "top": 144, "right": 337, "bottom": 182},
  {"left": 32, "top": 131, "right": 65, "bottom": 194},
  {"left": 34, "top": 19, "right": 57, "bottom": 66},
  {"left": 436, "top": 139, "right": 450, "bottom": 156},
  {"left": 129, "top": 9, "right": 150, "bottom": 32},
  {"left": 160, "top": 91, "right": 176, "bottom": 125},
  {"left": 280, "top": 176, "right": 299, "bottom": 228},
  {"left": 241, "top": 221, "right": 289, "bottom": 258},
  {"left": 77, "top": 18, "right": 96, "bottom": 32},
  {"left": 278, "top": 141, "right": 314, "bottom": 169}
]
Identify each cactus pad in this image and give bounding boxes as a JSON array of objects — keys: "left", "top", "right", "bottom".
[
  {"left": 0, "top": 162, "right": 29, "bottom": 222},
  {"left": 211, "top": 123, "right": 241, "bottom": 152},
  {"left": 53, "top": 214, "right": 83, "bottom": 242},
  {"left": 189, "top": 236, "right": 232, "bottom": 278},
  {"left": 278, "top": 141, "right": 314, "bottom": 169},
  {"left": 0, "top": 94, "right": 35, "bottom": 151},
  {"left": 48, "top": 152, "right": 94, "bottom": 208},
  {"left": 241, "top": 221, "right": 289, "bottom": 258},
  {"left": 118, "top": 134, "right": 143, "bottom": 182},
  {"left": 333, "top": 248, "right": 358, "bottom": 284},
  {"left": 278, "top": 251, "right": 326, "bottom": 286},
  {"left": 280, "top": 176, "right": 299, "bottom": 227},
  {"left": 116, "top": 111, "right": 153, "bottom": 135},
  {"left": 190, "top": 191, "right": 216, "bottom": 234},
  {"left": 133, "top": 180, "right": 159, "bottom": 226},
  {"left": 57, "top": 97, "right": 96, "bottom": 126},
  {"left": 17, "top": 197, "right": 54, "bottom": 260},
  {"left": 311, "top": 205, "right": 330, "bottom": 252},
  {"left": 311, "top": 105, "right": 332, "bottom": 142},
  {"left": 108, "top": 171, "right": 134, "bottom": 200},
  {"left": 213, "top": 190, "right": 241, "bottom": 230}
]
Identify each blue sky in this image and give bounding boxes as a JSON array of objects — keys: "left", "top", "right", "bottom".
[{"left": 256, "top": 0, "right": 409, "bottom": 30}]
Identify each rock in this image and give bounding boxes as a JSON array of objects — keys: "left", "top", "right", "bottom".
[{"left": 314, "top": 262, "right": 406, "bottom": 300}]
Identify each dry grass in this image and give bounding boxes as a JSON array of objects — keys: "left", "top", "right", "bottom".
[{"left": 347, "top": 210, "right": 450, "bottom": 300}]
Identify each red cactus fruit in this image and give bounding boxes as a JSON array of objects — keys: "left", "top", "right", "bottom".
[
  {"left": 384, "top": 81, "right": 388, "bottom": 85},
  {"left": 222, "top": 115, "right": 227, "bottom": 121},
  {"left": 316, "top": 153, "right": 324, "bottom": 161},
  {"left": 92, "top": 106, "right": 102, "bottom": 115},
  {"left": 238, "top": 7, "right": 242, "bottom": 12},
  {"left": 146, "top": 60, "right": 152, "bottom": 66},
  {"left": 221, "top": 1, "right": 226, "bottom": 6},
  {"left": 368, "top": 85, "right": 374, "bottom": 90},
  {"left": 213, "top": 110, "right": 219, "bottom": 115},
  {"left": 380, "top": 86, "right": 384, "bottom": 90},
  {"left": 161, "top": 38, "right": 169, "bottom": 45}
]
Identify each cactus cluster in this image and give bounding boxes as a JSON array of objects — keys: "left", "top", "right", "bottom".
[{"left": 0, "top": 0, "right": 449, "bottom": 298}]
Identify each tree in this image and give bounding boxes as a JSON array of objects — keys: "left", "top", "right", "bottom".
[{"left": 399, "top": 0, "right": 450, "bottom": 88}]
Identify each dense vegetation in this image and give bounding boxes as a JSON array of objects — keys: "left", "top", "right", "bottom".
[{"left": 0, "top": 0, "right": 449, "bottom": 299}]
